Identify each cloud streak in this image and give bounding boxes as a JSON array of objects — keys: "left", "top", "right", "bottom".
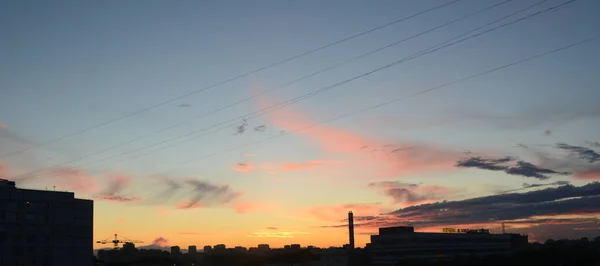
[
  {"left": 456, "top": 156, "right": 569, "bottom": 180},
  {"left": 556, "top": 143, "right": 600, "bottom": 163},
  {"left": 95, "top": 175, "right": 140, "bottom": 203},
  {"left": 257, "top": 97, "right": 460, "bottom": 179},
  {"left": 233, "top": 162, "right": 254, "bottom": 173},
  {"left": 177, "top": 180, "right": 241, "bottom": 209},
  {"left": 368, "top": 181, "right": 450, "bottom": 207},
  {"left": 325, "top": 182, "right": 600, "bottom": 230},
  {"left": 500, "top": 181, "right": 570, "bottom": 193}
]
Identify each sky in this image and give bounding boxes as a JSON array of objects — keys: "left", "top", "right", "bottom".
[{"left": 1, "top": 0, "right": 600, "bottom": 250}]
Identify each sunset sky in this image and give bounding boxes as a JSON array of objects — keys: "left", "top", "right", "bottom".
[{"left": 1, "top": 0, "right": 599, "bottom": 250}]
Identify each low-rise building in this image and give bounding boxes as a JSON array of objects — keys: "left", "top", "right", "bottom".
[{"left": 369, "top": 226, "right": 527, "bottom": 265}]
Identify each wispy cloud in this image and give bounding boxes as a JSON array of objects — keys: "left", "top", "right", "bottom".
[
  {"left": 266, "top": 227, "right": 278, "bottom": 230},
  {"left": 556, "top": 143, "right": 600, "bottom": 163},
  {"left": 254, "top": 125, "right": 267, "bottom": 132},
  {"left": 368, "top": 181, "right": 451, "bottom": 207},
  {"left": 233, "top": 162, "right": 254, "bottom": 173},
  {"left": 586, "top": 141, "right": 600, "bottom": 148},
  {"left": 233, "top": 119, "right": 248, "bottom": 135},
  {"left": 500, "top": 181, "right": 570, "bottom": 193},
  {"left": 505, "top": 161, "right": 569, "bottom": 180},
  {"left": 544, "top": 130, "right": 552, "bottom": 136},
  {"left": 281, "top": 160, "right": 345, "bottom": 171},
  {"left": 573, "top": 164, "right": 600, "bottom": 180},
  {"left": 177, "top": 180, "right": 241, "bottom": 209},
  {"left": 257, "top": 97, "right": 460, "bottom": 179},
  {"left": 49, "top": 167, "right": 99, "bottom": 194},
  {"left": 95, "top": 174, "right": 140, "bottom": 203},
  {"left": 456, "top": 156, "right": 569, "bottom": 180},
  {"left": 232, "top": 201, "right": 277, "bottom": 214},
  {"left": 179, "top": 104, "right": 191, "bottom": 108},
  {"left": 308, "top": 203, "right": 389, "bottom": 222},
  {"left": 456, "top": 156, "right": 513, "bottom": 171},
  {"left": 247, "top": 230, "right": 309, "bottom": 238}
]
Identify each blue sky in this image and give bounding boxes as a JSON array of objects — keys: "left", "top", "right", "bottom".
[{"left": 1, "top": 0, "right": 599, "bottom": 248}]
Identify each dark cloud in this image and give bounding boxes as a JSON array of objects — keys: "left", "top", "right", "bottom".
[
  {"left": 505, "top": 161, "right": 570, "bottom": 180},
  {"left": 456, "top": 156, "right": 568, "bottom": 180},
  {"left": 179, "top": 104, "right": 191, "bottom": 108},
  {"left": 456, "top": 156, "right": 512, "bottom": 171},
  {"left": 556, "top": 143, "right": 600, "bottom": 163},
  {"left": 97, "top": 195, "right": 141, "bottom": 202},
  {"left": 178, "top": 180, "right": 241, "bottom": 209},
  {"left": 145, "top": 177, "right": 183, "bottom": 204},
  {"left": 368, "top": 181, "right": 442, "bottom": 204},
  {"left": 585, "top": 141, "right": 600, "bottom": 148},
  {"left": 501, "top": 181, "right": 570, "bottom": 193},
  {"left": 322, "top": 183, "right": 600, "bottom": 235},
  {"left": 96, "top": 175, "right": 140, "bottom": 203},
  {"left": 254, "top": 125, "right": 267, "bottom": 132},
  {"left": 233, "top": 119, "right": 248, "bottom": 135},
  {"left": 544, "top": 130, "right": 552, "bottom": 136},
  {"left": 266, "top": 227, "right": 278, "bottom": 230}
]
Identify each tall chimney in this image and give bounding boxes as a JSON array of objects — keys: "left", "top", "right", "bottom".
[{"left": 348, "top": 211, "right": 355, "bottom": 249}]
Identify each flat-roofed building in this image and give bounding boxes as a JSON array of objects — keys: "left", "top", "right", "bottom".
[
  {"left": 369, "top": 226, "right": 527, "bottom": 265},
  {"left": 0, "top": 179, "right": 94, "bottom": 266}
]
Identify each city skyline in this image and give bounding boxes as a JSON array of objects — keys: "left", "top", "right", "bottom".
[{"left": 1, "top": 0, "right": 599, "bottom": 250}]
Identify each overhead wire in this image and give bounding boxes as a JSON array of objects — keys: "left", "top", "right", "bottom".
[
  {"left": 116, "top": 0, "right": 577, "bottom": 168},
  {"left": 158, "top": 35, "right": 598, "bottom": 176},
  {"left": 14, "top": 0, "right": 510, "bottom": 179},
  {"left": 19, "top": 0, "right": 576, "bottom": 179},
  {"left": 0, "top": 0, "right": 463, "bottom": 159}
]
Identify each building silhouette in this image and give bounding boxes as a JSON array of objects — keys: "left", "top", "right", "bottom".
[
  {"left": 0, "top": 179, "right": 93, "bottom": 266},
  {"left": 368, "top": 225, "right": 528, "bottom": 265},
  {"left": 188, "top": 245, "right": 197, "bottom": 254},
  {"left": 170, "top": 245, "right": 181, "bottom": 256}
]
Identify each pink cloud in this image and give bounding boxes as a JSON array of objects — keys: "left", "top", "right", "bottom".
[
  {"left": 280, "top": 160, "right": 346, "bottom": 171},
  {"left": 155, "top": 208, "right": 172, "bottom": 216},
  {"left": 233, "top": 201, "right": 278, "bottom": 214},
  {"left": 151, "top": 237, "right": 169, "bottom": 248},
  {"left": 176, "top": 202, "right": 205, "bottom": 209},
  {"left": 50, "top": 167, "right": 98, "bottom": 194},
  {"left": 308, "top": 203, "right": 389, "bottom": 222},
  {"left": 256, "top": 97, "right": 460, "bottom": 179},
  {"left": 233, "top": 162, "right": 254, "bottom": 173},
  {"left": 97, "top": 195, "right": 141, "bottom": 203},
  {"left": 95, "top": 174, "right": 141, "bottom": 203},
  {"left": 369, "top": 181, "right": 454, "bottom": 208},
  {"left": 116, "top": 219, "right": 125, "bottom": 223},
  {"left": 573, "top": 165, "right": 600, "bottom": 180},
  {"left": 0, "top": 161, "right": 8, "bottom": 179},
  {"left": 244, "top": 153, "right": 257, "bottom": 157}
]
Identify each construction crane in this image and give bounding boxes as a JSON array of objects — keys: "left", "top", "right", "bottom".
[{"left": 96, "top": 234, "right": 143, "bottom": 249}]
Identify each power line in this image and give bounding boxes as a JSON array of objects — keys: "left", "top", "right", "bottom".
[
  {"left": 18, "top": 0, "right": 577, "bottom": 179},
  {"left": 160, "top": 35, "right": 598, "bottom": 175},
  {"left": 12, "top": 0, "right": 507, "bottom": 179},
  {"left": 0, "top": 0, "right": 463, "bottom": 159},
  {"left": 122, "top": 0, "right": 577, "bottom": 166}
]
